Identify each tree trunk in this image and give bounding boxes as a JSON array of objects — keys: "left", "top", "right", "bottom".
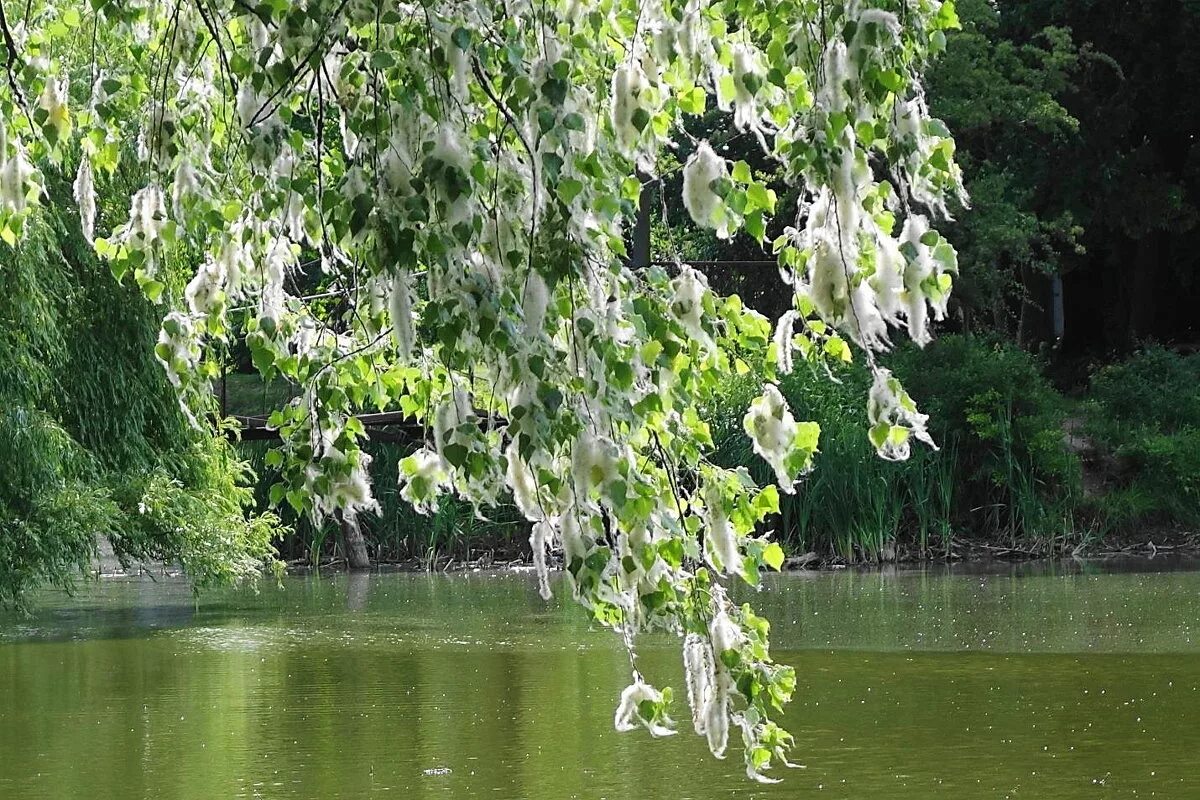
[{"left": 341, "top": 513, "right": 371, "bottom": 571}]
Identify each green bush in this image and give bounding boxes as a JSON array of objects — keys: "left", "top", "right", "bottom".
[
  {"left": 891, "top": 335, "right": 1078, "bottom": 540},
  {"left": 710, "top": 335, "right": 1078, "bottom": 560},
  {"left": 1088, "top": 348, "right": 1200, "bottom": 439},
  {"left": 1087, "top": 348, "right": 1200, "bottom": 530}
]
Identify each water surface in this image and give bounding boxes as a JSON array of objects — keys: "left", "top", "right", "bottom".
[{"left": 2, "top": 559, "right": 1199, "bottom": 798}]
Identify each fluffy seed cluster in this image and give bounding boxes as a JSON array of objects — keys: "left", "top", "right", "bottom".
[
  {"left": 867, "top": 368, "right": 936, "bottom": 460},
  {"left": 743, "top": 384, "right": 806, "bottom": 493},
  {"left": 682, "top": 141, "right": 732, "bottom": 237},
  {"left": 73, "top": 158, "right": 96, "bottom": 242}
]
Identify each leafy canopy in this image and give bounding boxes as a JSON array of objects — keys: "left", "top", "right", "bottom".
[{"left": 0, "top": 0, "right": 964, "bottom": 781}]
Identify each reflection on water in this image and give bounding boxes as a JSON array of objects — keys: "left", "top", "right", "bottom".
[{"left": 2, "top": 559, "right": 1199, "bottom": 798}]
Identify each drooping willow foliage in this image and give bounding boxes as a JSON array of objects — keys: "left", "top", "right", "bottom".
[{"left": 0, "top": 0, "right": 965, "bottom": 780}]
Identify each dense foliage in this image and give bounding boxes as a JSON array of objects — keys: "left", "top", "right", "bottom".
[
  {"left": 1086, "top": 348, "right": 1200, "bottom": 530},
  {"left": 1, "top": 0, "right": 969, "bottom": 780},
  {"left": 710, "top": 334, "right": 1077, "bottom": 559},
  {"left": 0, "top": 179, "right": 279, "bottom": 605},
  {"left": 655, "top": 0, "right": 1200, "bottom": 351}
]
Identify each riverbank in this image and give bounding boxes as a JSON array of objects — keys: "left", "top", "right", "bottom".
[{"left": 266, "top": 525, "right": 1199, "bottom": 576}]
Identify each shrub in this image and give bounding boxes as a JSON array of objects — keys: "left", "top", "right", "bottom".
[
  {"left": 710, "top": 335, "right": 1078, "bottom": 560},
  {"left": 1087, "top": 348, "right": 1200, "bottom": 530}
]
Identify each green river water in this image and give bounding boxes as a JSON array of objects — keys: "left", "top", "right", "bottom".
[{"left": 2, "top": 559, "right": 1199, "bottom": 799}]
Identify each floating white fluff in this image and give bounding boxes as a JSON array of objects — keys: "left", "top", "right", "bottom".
[
  {"left": 897, "top": 213, "right": 956, "bottom": 346},
  {"left": 0, "top": 124, "right": 35, "bottom": 214},
  {"left": 397, "top": 447, "right": 451, "bottom": 514},
  {"left": 871, "top": 233, "right": 907, "bottom": 323},
  {"left": 185, "top": 258, "right": 226, "bottom": 315},
  {"left": 117, "top": 185, "right": 167, "bottom": 269},
  {"left": 710, "top": 608, "right": 743, "bottom": 655},
  {"left": 530, "top": 519, "right": 554, "bottom": 600},
  {"left": 571, "top": 429, "right": 618, "bottom": 500},
  {"left": 559, "top": 508, "right": 588, "bottom": 569},
  {"left": 818, "top": 40, "right": 850, "bottom": 114},
  {"left": 236, "top": 82, "right": 262, "bottom": 128},
  {"left": 171, "top": 157, "right": 200, "bottom": 220},
  {"left": 610, "top": 62, "right": 649, "bottom": 154},
  {"left": 521, "top": 270, "right": 549, "bottom": 335},
  {"left": 506, "top": 439, "right": 543, "bottom": 522},
  {"left": 867, "top": 368, "right": 936, "bottom": 461},
  {"left": 704, "top": 609, "right": 744, "bottom": 757},
  {"left": 773, "top": 310, "right": 798, "bottom": 375},
  {"left": 38, "top": 76, "right": 70, "bottom": 141},
  {"left": 731, "top": 44, "right": 764, "bottom": 135},
  {"left": 669, "top": 266, "right": 715, "bottom": 351}
]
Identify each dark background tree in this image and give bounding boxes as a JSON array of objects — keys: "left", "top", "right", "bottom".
[{"left": 655, "top": 0, "right": 1200, "bottom": 355}]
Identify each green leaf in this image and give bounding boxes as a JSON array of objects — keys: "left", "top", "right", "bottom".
[
  {"left": 558, "top": 178, "right": 584, "bottom": 204},
  {"left": 631, "top": 106, "right": 651, "bottom": 132},
  {"left": 371, "top": 51, "right": 395, "bottom": 69},
  {"left": 746, "top": 183, "right": 775, "bottom": 213},
  {"left": 869, "top": 422, "right": 891, "bottom": 450},
  {"left": 936, "top": 1, "right": 961, "bottom": 30},
  {"left": 679, "top": 86, "right": 706, "bottom": 115},
  {"left": 877, "top": 69, "right": 903, "bottom": 93},
  {"left": 444, "top": 443, "right": 469, "bottom": 468},
  {"left": 451, "top": 27, "right": 472, "bottom": 50},
  {"left": 763, "top": 543, "right": 785, "bottom": 571}
]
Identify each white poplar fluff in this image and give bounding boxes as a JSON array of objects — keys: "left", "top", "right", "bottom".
[
  {"left": 610, "top": 62, "right": 649, "bottom": 155},
  {"left": 3, "top": 0, "right": 969, "bottom": 783},
  {"left": 683, "top": 633, "right": 716, "bottom": 736},
  {"left": 38, "top": 76, "right": 71, "bottom": 143},
  {"left": 614, "top": 680, "right": 675, "bottom": 738},
  {"left": 669, "top": 266, "right": 715, "bottom": 352},
  {"left": 731, "top": 43, "right": 774, "bottom": 148},
  {"left": 171, "top": 158, "right": 200, "bottom": 221},
  {"left": 530, "top": 520, "right": 554, "bottom": 600},
  {"left": 185, "top": 258, "right": 226, "bottom": 315},
  {"left": 73, "top": 158, "right": 96, "bottom": 243},
  {"left": 705, "top": 608, "right": 743, "bottom": 757},
  {"left": 397, "top": 447, "right": 452, "bottom": 514},
  {"left": 682, "top": 141, "right": 731, "bottom": 237},
  {"left": 743, "top": 384, "right": 803, "bottom": 493},
  {"left": 124, "top": 185, "right": 167, "bottom": 250},
  {"left": 388, "top": 269, "right": 415, "bottom": 360},
  {"left": 867, "top": 368, "right": 937, "bottom": 460},
  {"left": 521, "top": 271, "right": 550, "bottom": 335},
  {"left": 703, "top": 479, "right": 740, "bottom": 575},
  {"left": 0, "top": 123, "right": 34, "bottom": 215},
  {"left": 773, "top": 310, "right": 798, "bottom": 375},
  {"left": 506, "top": 440, "right": 543, "bottom": 522}
]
